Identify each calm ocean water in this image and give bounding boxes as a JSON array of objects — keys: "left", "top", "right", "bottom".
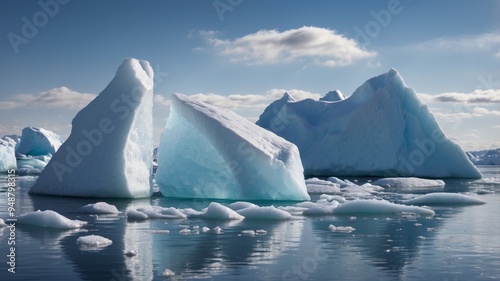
[{"left": 0, "top": 166, "right": 499, "bottom": 281}]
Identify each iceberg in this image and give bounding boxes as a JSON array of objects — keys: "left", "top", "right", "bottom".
[
  {"left": 76, "top": 235, "right": 113, "bottom": 250},
  {"left": 257, "top": 68, "right": 481, "bottom": 179},
  {"left": 15, "top": 127, "right": 62, "bottom": 157},
  {"left": 29, "top": 58, "right": 154, "bottom": 198},
  {"left": 156, "top": 93, "right": 310, "bottom": 201},
  {"left": 0, "top": 141, "right": 16, "bottom": 172}
]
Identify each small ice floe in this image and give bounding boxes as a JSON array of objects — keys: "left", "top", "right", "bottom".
[
  {"left": 76, "top": 235, "right": 113, "bottom": 250},
  {"left": 236, "top": 206, "right": 293, "bottom": 220},
  {"left": 126, "top": 209, "right": 149, "bottom": 221},
  {"left": 213, "top": 226, "right": 223, "bottom": 234},
  {"left": 179, "top": 228, "right": 191, "bottom": 235},
  {"left": 17, "top": 210, "right": 87, "bottom": 229},
  {"left": 372, "top": 177, "right": 445, "bottom": 188},
  {"left": 256, "top": 229, "right": 267, "bottom": 235},
  {"left": 240, "top": 230, "right": 256, "bottom": 236},
  {"left": 162, "top": 268, "right": 175, "bottom": 277},
  {"left": 197, "top": 202, "right": 245, "bottom": 220},
  {"left": 201, "top": 226, "right": 211, "bottom": 232},
  {"left": 0, "top": 218, "right": 6, "bottom": 227},
  {"left": 76, "top": 202, "right": 120, "bottom": 214},
  {"left": 328, "top": 224, "right": 356, "bottom": 233},
  {"left": 402, "top": 192, "right": 485, "bottom": 206},
  {"left": 332, "top": 199, "right": 435, "bottom": 216},
  {"left": 228, "top": 201, "right": 258, "bottom": 211},
  {"left": 305, "top": 178, "right": 341, "bottom": 194}
]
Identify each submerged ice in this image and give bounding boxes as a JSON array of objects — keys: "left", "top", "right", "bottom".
[
  {"left": 29, "top": 58, "right": 154, "bottom": 198},
  {"left": 156, "top": 93, "right": 310, "bottom": 201},
  {"left": 257, "top": 68, "right": 481, "bottom": 179}
]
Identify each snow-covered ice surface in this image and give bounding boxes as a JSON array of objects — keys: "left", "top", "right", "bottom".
[
  {"left": 402, "top": 192, "right": 485, "bottom": 205},
  {"left": 236, "top": 206, "right": 293, "bottom": 220},
  {"left": 156, "top": 93, "right": 310, "bottom": 201},
  {"left": 257, "top": 68, "right": 481, "bottom": 179},
  {"left": 29, "top": 58, "right": 154, "bottom": 198},
  {"left": 372, "top": 177, "right": 445, "bottom": 188},
  {"left": 76, "top": 235, "right": 113, "bottom": 250},
  {"left": 17, "top": 210, "right": 87, "bottom": 229},
  {"left": 76, "top": 202, "right": 120, "bottom": 214},
  {"left": 15, "top": 127, "right": 62, "bottom": 157},
  {"left": 332, "top": 199, "right": 435, "bottom": 216}
]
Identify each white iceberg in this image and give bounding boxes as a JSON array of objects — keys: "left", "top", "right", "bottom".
[
  {"left": 372, "top": 177, "right": 445, "bottom": 188},
  {"left": 76, "top": 235, "right": 113, "bottom": 250},
  {"left": 126, "top": 209, "right": 149, "bottom": 221},
  {"left": 0, "top": 142, "right": 16, "bottom": 172},
  {"left": 17, "top": 210, "right": 87, "bottom": 229},
  {"left": 257, "top": 68, "right": 481, "bottom": 179},
  {"left": 29, "top": 58, "right": 154, "bottom": 198},
  {"left": 156, "top": 93, "right": 310, "bottom": 201},
  {"left": 1, "top": 135, "right": 20, "bottom": 149},
  {"left": 15, "top": 127, "right": 62, "bottom": 157},
  {"left": 305, "top": 177, "right": 341, "bottom": 194},
  {"left": 402, "top": 192, "right": 485, "bottom": 205},
  {"left": 76, "top": 202, "right": 120, "bottom": 214},
  {"left": 332, "top": 199, "right": 435, "bottom": 216}
]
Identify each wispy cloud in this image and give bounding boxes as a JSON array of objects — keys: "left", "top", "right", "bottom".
[
  {"left": 0, "top": 87, "right": 96, "bottom": 110},
  {"left": 154, "top": 89, "right": 320, "bottom": 116},
  {"left": 198, "top": 26, "right": 376, "bottom": 67},
  {"left": 417, "top": 32, "right": 500, "bottom": 56},
  {"left": 418, "top": 89, "right": 500, "bottom": 104}
]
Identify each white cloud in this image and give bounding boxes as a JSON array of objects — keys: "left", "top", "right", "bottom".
[
  {"left": 418, "top": 89, "right": 500, "bottom": 104},
  {"left": 199, "top": 26, "right": 376, "bottom": 67},
  {"left": 0, "top": 87, "right": 96, "bottom": 110},
  {"left": 188, "top": 89, "right": 320, "bottom": 112},
  {"left": 417, "top": 32, "right": 500, "bottom": 56}
]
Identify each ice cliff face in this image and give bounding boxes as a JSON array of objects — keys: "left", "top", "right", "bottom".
[
  {"left": 156, "top": 93, "right": 310, "bottom": 201},
  {"left": 29, "top": 58, "right": 154, "bottom": 198},
  {"left": 257, "top": 68, "right": 481, "bottom": 179}
]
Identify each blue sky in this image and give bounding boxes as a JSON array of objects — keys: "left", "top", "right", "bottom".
[{"left": 1, "top": 0, "right": 499, "bottom": 150}]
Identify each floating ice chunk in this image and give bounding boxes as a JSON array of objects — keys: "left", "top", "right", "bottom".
[
  {"left": 306, "top": 178, "right": 341, "bottom": 194},
  {"left": 341, "top": 183, "right": 384, "bottom": 198},
  {"left": 201, "top": 226, "right": 210, "bottom": 232},
  {"left": 179, "top": 228, "right": 191, "bottom": 235},
  {"left": 236, "top": 206, "right": 293, "bottom": 220},
  {"left": 302, "top": 199, "right": 339, "bottom": 216},
  {"left": 156, "top": 93, "right": 310, "bottom": 201},
  {"left": 328, "top": 224, "right": 356, "bottom": 233},
  {"left": 17, "top": 210, "right": 87, "bottom": 229},
  {"left": 256, "top": 229, "right": 267, "bottom": 235},
  {"left": 179, "top": 208, "right": 204, "bottom": 217},
  {"left": 241, "top": 230, "right": 256, "bottom": 236},
  {"left": 257, "top": 69, "right": 482, "bottom": 179},
  {"left": 126, "top": 209, "right": 149, "bottom": 221},
  {"left": 76, "top": 202, "right": 120, "bottom": 214},
  {"left": 402, "top": 193, "right": 485, "bottom": 205},
  {"left": 16, "top": 126, "right": 62, "bottom": 157},
  {"left": 327, "top": 177, "right": 355, "bottom": 187},
  {"left": 372, "top": 177, "right": 445, "bottom": 188},
  {"left": 30, "top": 59, "right": 154, "bottom": 198},
  {"left": 198, "top": 202, "right": 245, "bottom": 220},
  {"left": 333, "top": 199, "right": 435, "bottom": 216},
  {"left": 77, "top": 235, "right": 113, "bottom": 250},
  {"left": 0, "top": 142, "right": 16, "bottom": 172},
  {"left": 0, "top": 218, "right": 6, "bottom": 227},
  {"left": 162, "top": 269, "right": 175, "bottom": 277},
  {"left": 213, "top": 226, "right": 223, "bottom": 234},
  {"left": 155, "top": 206, "right": 187, "bottom": 219},
  {"left": 228, "top": 201, "right": 259, "bottom": 211}
]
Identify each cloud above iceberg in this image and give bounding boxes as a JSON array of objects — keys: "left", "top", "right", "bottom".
[
  {"left": 198, "top": 26, "right": 376, "bottom": 67},
  {"left": 0, "top": 87, "right": 96, "bottom": 109},
  {"left": 418, "top": 89, "right": 500, "bottom": 104},
  {"left": 417, "top": 33, "right": 500, "bottom": 55}
]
